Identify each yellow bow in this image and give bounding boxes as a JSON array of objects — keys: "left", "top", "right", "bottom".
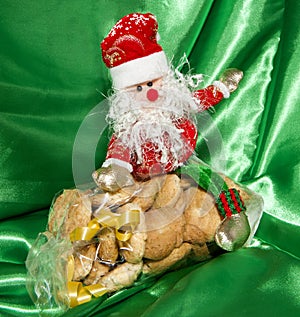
[
  {"left": 67, "top": 255, "right": 107, "bottom": 307},
  {"left": 69, "top": 208, "right": 140, "bottom": 242},
  {"left": 67, "top": 208, "right": 140, "bottom": 307}
]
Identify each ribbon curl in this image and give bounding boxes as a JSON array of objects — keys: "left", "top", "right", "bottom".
[
  {"left": 69, "top": 208, "right": 141, "bottom": 242},
  {"left": 68, "top": 281, "right": 107, "bottom": 308},
  {"left": 67, "top": 254, "right": 107, "bottom": 307},
  {"left": 67, "top": 208, "right": 141, "bottom": 307}
]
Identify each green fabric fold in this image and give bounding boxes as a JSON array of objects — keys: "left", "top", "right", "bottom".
[{"left": 1, "top": 0, "right": 299, "bottom": 316}]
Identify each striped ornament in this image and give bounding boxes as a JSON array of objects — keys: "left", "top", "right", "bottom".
[{"left": 216, "top": 188, "right": 246, "bottom": 218}]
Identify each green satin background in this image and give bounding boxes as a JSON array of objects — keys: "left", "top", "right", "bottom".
[{"left": 0, "top": 0, "right": 299, "bottom": 316}]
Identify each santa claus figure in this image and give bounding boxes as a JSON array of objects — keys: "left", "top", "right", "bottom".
[
  {"left": 92, "top": 13, "right": 250, "bottom": 251},
  {"left": 93, "top": 12, "right": 243, "bottom": 188}
]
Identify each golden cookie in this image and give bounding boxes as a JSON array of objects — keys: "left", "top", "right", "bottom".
[
  {"left": 72, "top": 244, "right": 96, "bottom": 281},
  {"left": 92, "top": 188, "right": 134, "bottom": 212},
  {"left": 97, "top": 228, "right": 119, "bottom": 264},
  {"left": 183, "top": 223, "right": 206, "bottom": 245},
  {"left": 144, "top": 214, "right": 185, "bottom": 261},
  {"left": 184, "top": 187, "right": 222, "bottom": 241},
  {"left": 143, "top": 243, "right": 192, "bottom": 275},
  {"left": 179, "top": 174, "right": 197, "bottom": 190},
  {"left": 100, "top": 262, "right": 143, "bottom": 293},
  {"left": 48, "top": 189, "right": 92, "bottom": 238},
  {"left": 120, "top": 231, "right": 147, "bottom": 264},
  {"left": 132, "top": 176, "right": 164, "bottom": 212},
  {"left": 153, "top": 174, "right": 181, "bottom": 209},
  {"left": 84, "top": 261, "right": 110, "bottom": 285},
  {"left": 189, "top": 243, "right": 211, "bottom": 261}
]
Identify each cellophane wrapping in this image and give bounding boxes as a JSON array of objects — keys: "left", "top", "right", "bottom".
[{"left": 26, "top": 161, "right": 263, "bottom": 315}]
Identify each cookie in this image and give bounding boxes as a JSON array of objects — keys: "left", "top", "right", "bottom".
[
  {"left": 153, "top": 174, "right": 182, "bottom": 209},
  {"left": 143, "top": 243, "right": 192, "bottom": 275},
  {"left": 84, "top": 261, "right": 110, "bottom": 285},
  {"left": 132, "top": 176, "right": 164, "bottom": 212},
  {"left": 97, "top": 227, "right": 119, "bottom": 264},
  {"left": 144, "top": 213, "right": 185, "bottom": 261},
  {"left": 92, "top": 188, "right": 134, "bottom": 212},
  {"left": 184, "top": 187, "right": 222, "bottom": 241},
  {"left": 189, "top": 243, "right": 211, "bottom": 261},
  {"left": 72, "top": 244, "right": 96, "bottom": 281},
  {"left": 48, "top": 189, "right": 92, "bottom": 238},
  {"left": 183, "top": 223, "right": 206, "bottom": 245},
  {"left": 120, "top": 231, "right": 147, "bottom": 264},
  {"left": 100, "top": 262, "right": 143, "bottom": 293}
]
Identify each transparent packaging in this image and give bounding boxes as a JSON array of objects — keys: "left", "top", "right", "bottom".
[{"left": 26, "top": 160, "right": 263, "bottom": 315}]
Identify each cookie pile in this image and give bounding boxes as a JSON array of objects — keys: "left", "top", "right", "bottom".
[{"left": 47, "top": 173, "right": 248, "bottom": 294}]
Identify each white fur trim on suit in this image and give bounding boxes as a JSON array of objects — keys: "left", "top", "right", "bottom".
[
  {"left": 110, "top": 51, "right": 169, "bottom": 89},
  {"left": 213, "top": 80, "right": 230, "bottom": 99},
  {"left": 102, "top": 158, "right": 133, "bottom": 172}
]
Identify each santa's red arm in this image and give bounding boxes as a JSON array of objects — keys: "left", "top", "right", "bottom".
[
  {"left": 193, "top": 81, "right": 230, "bottom": 112},
  {"left": 102, "top": 134, "right": 133, "bottom": 172}
]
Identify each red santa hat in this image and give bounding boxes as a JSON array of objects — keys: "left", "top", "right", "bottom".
[{"left": 101, "top": 13, "right": 169, "bottom": 89}]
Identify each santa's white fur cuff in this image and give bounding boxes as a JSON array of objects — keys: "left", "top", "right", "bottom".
[
  {"left": 102, "top": 158, "right": 133, "bottom": 172},
  {"left": 213, "top": 80, "right": 230, "bottom": 98}
]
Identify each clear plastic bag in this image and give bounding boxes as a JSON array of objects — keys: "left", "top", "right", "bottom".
[
  {"left": 26, "top": 231, "right": 71, "bottom": 316},
  {"left": 26, "top": 161, "right": 263, "bottom": 315}
]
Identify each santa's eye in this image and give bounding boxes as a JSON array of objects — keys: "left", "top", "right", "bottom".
[
  {"left": 147, "top": 81, "right": 153, "bottom": 87},
  {"left": 137, "top": 85, "right": 143, "bottom": 92}
]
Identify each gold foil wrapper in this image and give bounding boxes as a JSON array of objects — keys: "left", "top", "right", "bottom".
[{"left": 215, "top": 212, "right": 251, "bottom": 251}]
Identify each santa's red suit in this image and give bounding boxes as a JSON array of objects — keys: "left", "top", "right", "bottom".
[{"left": 103, "top": 85, "right": 224, "bottom": 179}]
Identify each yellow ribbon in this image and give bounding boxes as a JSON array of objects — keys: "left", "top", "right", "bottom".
[
  {"left": 69, "top": 209, "right": 140, "bottom": 243},
  {"left": 67, "top": 255, "right": 75, "bottom": 282},
  {"left": 69, "top": 218, "right": 100, "bottom": 242},
  {"left": 66, "top": 209, "right": 140, "bottom": 307},
  {"left": 67, "top": 255, "right": 107, "bottom": 308},
  {"left": 67, "top": 281, "right": 107, "bottom": 307}
]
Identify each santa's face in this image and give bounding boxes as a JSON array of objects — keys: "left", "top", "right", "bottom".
[
  {"left": 124, "top": 77, "right": 163, "bottom": 105},
  {"left": 106, "top": 72, "right": 198, "bottom": 170},
  {"left": 107, "top": 69, "right": 199, "bottom": 125}
]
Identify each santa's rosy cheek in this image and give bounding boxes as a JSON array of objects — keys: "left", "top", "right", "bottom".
[{"left": 147, "top": 88, "right": 159, "bottom": 102}]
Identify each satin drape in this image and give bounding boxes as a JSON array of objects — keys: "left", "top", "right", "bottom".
[{"left": 1, "top": 1, "right": 299, "bottom": 316}]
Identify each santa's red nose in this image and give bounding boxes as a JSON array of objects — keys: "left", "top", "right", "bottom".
[{"left": 147, "top": 88, "right": 159, "bottom": 102}]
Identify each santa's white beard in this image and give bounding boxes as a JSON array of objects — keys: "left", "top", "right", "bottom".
[
  {"left": 119, "top": 110, "right": 190, "bottom": 165},
  {"left": 106, "top": 68, "right": 200, "bottom": 165}
]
